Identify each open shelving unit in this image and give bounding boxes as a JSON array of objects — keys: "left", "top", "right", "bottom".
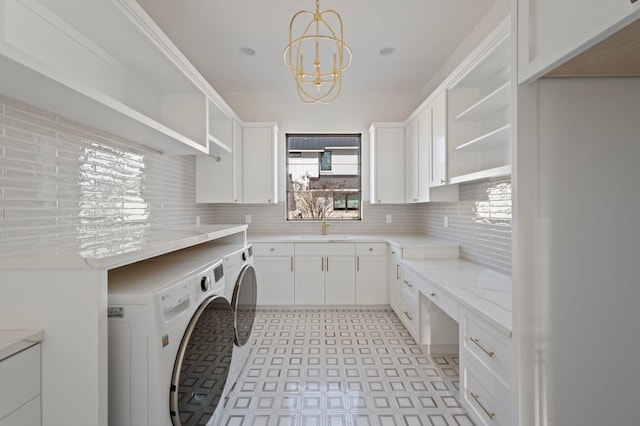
[
  {"left": 0, "top": 0, "right": 236, "bottom": 155},
  {"left": 447, "top": 19, "right": 512, "bottom": 184}
]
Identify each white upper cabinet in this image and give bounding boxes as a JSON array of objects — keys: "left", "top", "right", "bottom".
[
  {"left": 405, "top": 96, "right": 458, "bottom": 203},
  {"left": 404, "top": 111, "right": 428, "bottom": 202},
  {"left": 518, "top": 0, "right": 640, "bottom": 83},
  {"left": 197, "top": 121, "right": 278, "bottom": 204},
  {"left": 196, "top": 120, "right": 242, "bottom": 203},
  {"left": 429, "top": 92, "right": 448, "bottom": 188},
  {"left": 0, "top": 0, "right": 237, "bottom": 154},
  {"left": 447, "top": 18, "right": 511, "bottom": 184},
  {"left": 241, "top": 123, "right": 279, "bottom": 204},
  {"left": 369, "top": 123, "right": 405, "bottom": 204}
]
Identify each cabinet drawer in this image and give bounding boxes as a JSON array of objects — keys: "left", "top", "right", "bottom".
[
  {"left": 0, "top": 395, "right": 40, "bottom": 426},
  {"left": 0, "top": 345, "right": 41, "bottom": 421},
  {"left": 252, "top": 242, "right": 294, "bottom": 256},
  {"left": 401, "top": 279, "right": 419, "bottom": 306},
  {"left": 419, "top": 279, "right": 459, "bottom": 322},
  {"left": 295, "top": 243, "right": 355, "bottom": 256},
  {"left": 460, "top": 309, "right": 512, "bottom": 390},
  {"left": 400, "top": 268, "right": 419, "bottom": 299},
  {"left": 355, "top": 242, "right": 386, "bottom": 256},
  {"left": 461, "top": 362, "right": 511, "bottom": 426},
  {"left": 400, "top": 299, "right": 420, "bottom": 339}
]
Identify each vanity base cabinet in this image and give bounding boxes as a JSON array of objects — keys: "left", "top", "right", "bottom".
[
  {"left": 294, "top": 256, "right": 326, "bottom": 305},
  {"left": 325, "top": 256, "right": 356, "bottom": 305}
]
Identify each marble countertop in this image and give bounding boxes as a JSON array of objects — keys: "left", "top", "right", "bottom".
[
  {"left": 0, "top": 329, "right": 44, "bottom": 361},
  {"left": 0, "top": 224, "right": 247, "bottom": 270},
  {"left": 402, "top": 258, "right": 512, "bottom": 335},
  {"left": 249, "top": 233, "right": 459, "bottom": 249}
]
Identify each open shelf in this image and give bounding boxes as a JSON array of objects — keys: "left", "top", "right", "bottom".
[
  {"left": 449, "top": 165, "right": 512, "bottom": 184},
  {"left": 455, "top": 124, "right": 511, "bottom": 151},
  {"left": 0, "top": 0, "right": 239, "bottom": 155},
  {"left": 455, "top": 81, "right": 510, "bottom": 121}
]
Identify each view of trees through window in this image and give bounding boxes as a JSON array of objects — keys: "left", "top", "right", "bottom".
[{"left": 286, "top": 134, "right": 361, "bottom": 220}]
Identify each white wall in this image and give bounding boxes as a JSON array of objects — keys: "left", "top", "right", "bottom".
[{"left": 516, "top": 77, "right": 640, "bottom": 425}]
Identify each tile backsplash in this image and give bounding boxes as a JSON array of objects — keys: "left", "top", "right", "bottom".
[
  {"left": 0, "top": 96, "right": 511, "bottom": 274},
  {"left": 0, "top": 96, "right": 214, "bottom": 256}
]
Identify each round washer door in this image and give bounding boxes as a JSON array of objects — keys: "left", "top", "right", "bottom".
[
  {"left": 170, "top": 295, "right": 234, "bottom": 426},
  {"left": 232, "top": 264, "right": 257, "bottom": 346}
]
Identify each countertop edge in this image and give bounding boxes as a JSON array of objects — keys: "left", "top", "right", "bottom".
[
  {"left": 248, "top": 234, "right": 459, "bottom": 248},
  {"left": 0, "top": 329, "right": 44, "bottom": 361}
]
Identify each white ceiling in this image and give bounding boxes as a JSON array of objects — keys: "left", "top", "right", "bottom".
[{"left": 136, "top": 0, "right": 499, "bottom": 97}]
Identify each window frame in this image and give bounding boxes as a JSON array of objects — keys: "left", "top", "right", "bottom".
[{"left": 285, "top": 133, "right": 362, "bottom": 221}]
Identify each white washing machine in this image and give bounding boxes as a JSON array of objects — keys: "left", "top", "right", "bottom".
[{"left": 108, "top": 257, "right": 234, "bottom": 426}]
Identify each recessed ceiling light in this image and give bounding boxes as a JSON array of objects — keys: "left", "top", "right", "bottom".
[
  {"left": 379, "top": 46, "right": 395, "bottom": 57},
  {"left": 239, "top": 47, "right": 256, "bottom": 56}
]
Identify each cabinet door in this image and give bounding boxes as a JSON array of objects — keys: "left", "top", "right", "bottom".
[
  {"left": 356, "top": 255, "right": 387, "bottom": 305},
  {"left": 369, "top": 124, "right": 405, "bottom": 204},
  {"left": 518, "top": 0, "right": 640, "bottom": 83},
  {"left": 430, "top": 92, "right": 448, "bottom": 187},
  {"left": 404, "top": 117, "right": 419, "bottom": 203},
  {"left": 242, "top": 124, "right": 278, "bottom": 204},
  {"left": 196, "top": 120, "right": 242, "bottom": 203},
  {"left": 254, "top": 256, "right": 294, "bottom": 305},
  {"left": 325, "top": 256, "right": 356, "bottom": 304},
  {"left": 388, "top": 249, "right": 403, "bottom": 313},
  {"left": 416, "top": 108, "right": 431, "bottom": 201},
  {"left": 294, "top": 256, "right": 325, "bottom": 304}
]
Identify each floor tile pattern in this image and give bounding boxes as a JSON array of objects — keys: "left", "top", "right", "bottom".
[{"left": 220, "top": 308, "right": 473, "bottom": 426}]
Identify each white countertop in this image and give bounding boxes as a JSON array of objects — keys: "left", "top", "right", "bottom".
[
  {"left": 0, "top": 224, "right": 247, "bottom": 270},
  {"left": 0, "top": 329, "right": 44, "bottom": 361},
  {"left": 249, "top": 233, "right": 459, "bottom": 249},
  {"left": 402, "top": 258, "right": 512, "bottom": 335}
]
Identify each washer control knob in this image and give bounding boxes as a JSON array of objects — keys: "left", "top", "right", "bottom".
[
  {"left": 242, "top": 251, "right": 247, "bottom": 261},
  {"left": 200, "top": 276, "right": 211, "bottom": 292}
]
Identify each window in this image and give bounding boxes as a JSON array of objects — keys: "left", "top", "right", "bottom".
[
  {"left": 320, "top": 151, "right": 332, "bottom": 171},
  {"left": 286, "top": 134, "right": 361, "bottom": 220}
]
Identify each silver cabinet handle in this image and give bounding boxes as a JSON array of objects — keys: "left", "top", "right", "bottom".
[
  {"left": 321, "top": 257, "right": 324, "bottom": 271},
  {"left": 440, "top": 179, "right": 446, "bottom": 184},
  {"left": 403, "top": 311, "right": 413, "bottom": 321},
  {"left": 357, "top": 256, "right": 360, "bottom": 272},
  {"left": 291, "top": 256, "right": 294, "bottom": 272},
  {"left": 430, "top": 292, "right": 436, "bottom": 297},
  {"left": 396, "top": 265, "right": 400, "bottom": 280},
  {"left": 326, "top": 256, "right": 329, "bottom": 271},
  {"left": 470, "top": 392, "right": 496, "bottom": 420},
  {"left": 470, "top": 337, "right": 495, "bottom": 357},
  {"left": 270, "top": 247, "right": 275, "bottom": 251},
  {"left": 403, "top": 280, "right": 413, "bottom": 288}
]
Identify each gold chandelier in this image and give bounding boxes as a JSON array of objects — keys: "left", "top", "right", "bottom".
[{"left": 284, "top": 0, "right": 352, "bottom": 104}]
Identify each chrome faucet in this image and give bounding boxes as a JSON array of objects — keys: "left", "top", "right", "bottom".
[{"left": 321, "top": 210, "right": 330, "bottom": 235}]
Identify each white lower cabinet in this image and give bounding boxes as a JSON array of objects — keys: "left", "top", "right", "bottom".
[
  {"left": 355, "top": 243, "right": 388, "bottom": 305},
  {"left": 399, "top": 267, "right": 421, "bottom": 340},
  {"left": 294, "top": 243, "right": 356, "bottom": 305},
  {"left": 253, "top": 241, "right": 389, "bottom": 305},
  {"left": 253, "top": 243, "right": 295, "bottom": 305},
  {"left": 459, "top": 308, "right": 513, "bottom": 425},
  {"left": 0, "top": 344, "right": 41, "bottom": 426},
  {"left": 388, "top": 245, "right": 403, "bottom": 312}
]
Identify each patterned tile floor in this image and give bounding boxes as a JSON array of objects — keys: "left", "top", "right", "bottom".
[{"left": 219, "top": 308, "right": 472, "bottom": 426}]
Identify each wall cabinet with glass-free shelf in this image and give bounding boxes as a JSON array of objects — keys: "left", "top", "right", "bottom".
[
  {"left": 0, "top": 0, "right": 237, "bottom": 155},
  {"left": 447, "top": 17, "right": 511, "bottom": 184}
]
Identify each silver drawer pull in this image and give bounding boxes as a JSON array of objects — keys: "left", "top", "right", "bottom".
[
  {"left": 470, "top": 392, "right": 496, "bottom": 420},
  {"left": 430, "top": 292, "right": 436, "bottom": 297},
  {"left": 470, "top": 337, "right": 495, "bottom": 357},
  {"left": 403, "top": 280, "right": 413, "bottom": 288},
  {"left": 270, "top": 248, "right": 275, "bottom": 251},
  {"left": 404, "top": 311, "right": 413, "bottom": 321}
]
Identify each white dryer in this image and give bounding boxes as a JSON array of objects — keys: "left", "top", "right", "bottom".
[
  {"left": 108, "top": 258, "right": 233, "bottom": 426},
  {"left": 222, "top": 245, "right": 257, "bottom": 390}
]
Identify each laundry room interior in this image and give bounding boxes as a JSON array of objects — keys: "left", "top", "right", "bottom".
[{"left": 1, "top": 0, "right": 640, "bottom": 425}]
